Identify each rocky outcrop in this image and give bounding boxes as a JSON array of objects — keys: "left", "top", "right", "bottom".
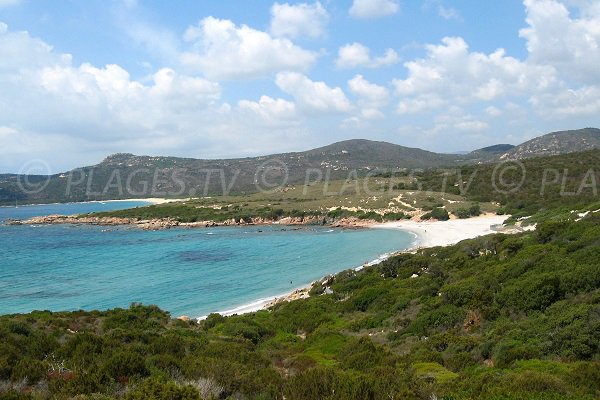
[
  {"left": 6, "top": 213, "right": 373, "bottom": 230},
  {"left": 332, "top": 217, "right": 377, "bottom": 228},
  {"left": 265, "top": 287, "right": 311, "bottom": 308},
  {"left": 8, "top": 214, "right": 181, "bottom": 231}
]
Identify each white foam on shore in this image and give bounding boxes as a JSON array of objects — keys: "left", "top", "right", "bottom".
[
  {"left": 197, "top": 297, "right": 275, "bottom": 321},
  {"left": 196, "top": 284, "right": 311, "bottom": 321}
]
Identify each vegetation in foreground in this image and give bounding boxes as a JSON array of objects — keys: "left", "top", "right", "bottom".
[{"left": 1, "top": 206, "right": 599, "bottom": 399}]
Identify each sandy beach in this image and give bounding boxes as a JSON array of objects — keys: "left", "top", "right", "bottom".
[
  {"left": 101, "top": 198, "right": 177, "bottom": 205},
  {"left": 372, "top": 214, "right": 510, "bottom": 249},
  {"left": 197, "top": 214, "right": 514, "bottom": 320}
]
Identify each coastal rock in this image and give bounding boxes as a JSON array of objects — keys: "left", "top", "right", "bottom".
[
  {"left": 13, "top": 215, "right": 137, "bottom": 226},
  {"left": 333, "top": 217, "right": 374, "bottom": 228},
  {"left": 278, "top": 217, "right": 293, "bottom": 224},
  {"left": 137, "top": 219, "right": 179, "bottom": 230},
  {"left": 265, "top": 286, "right": 312, "bottom": 308},
  {"left": 320, "top": 275, "right": 335, "bottom": 287}
]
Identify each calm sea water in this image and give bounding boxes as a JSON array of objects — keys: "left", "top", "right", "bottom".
[{"left": 0, "top": 202, "right": 414, "bottom": 317}]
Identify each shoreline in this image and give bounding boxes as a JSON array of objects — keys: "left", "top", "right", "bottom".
[{"left": 196, "top": 214, "right": 515, "bottom": 321}]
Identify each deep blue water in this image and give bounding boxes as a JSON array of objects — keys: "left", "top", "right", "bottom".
[{"left": 0, "top": 202, "right": 415, "bottom": 317}]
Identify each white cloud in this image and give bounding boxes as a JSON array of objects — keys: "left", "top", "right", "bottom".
[
  {"left": 392, "top": 36, "right": 557, "bottom": 113},
  {"left": 181, "top": 17, "right": 317, "bottom": 80},
  {"left": 520, "top": 0, "right": 600, "bottom": 85},
  {"left": 437, "top": 5, "right": 461, "bottom": 20},
  {"left": 36, "top": 64, "right": 221, "bottom": 122},
  {"left": 349, "top": 0, "right": 399, "bottom": 19},
  {"left": 0, "top": 23, "right": 324, "bottom": 172},
  {"left": 426, "top": 109, "right": 490, "bottom": 136},
  {"left": 396, "top": 94, "right": 446, "bottom": 115},
  {"left": 347, "top": 75, "right": 388, "bottom": 122},
  {"left": 360, "top": 108, "right": 384, "bottom": 119},
  {"left": 530, "top": 85, "right": 600, "bottom": 117},
  {"left": 0, "top": 24, "right": 71, "bottom": 71},
  {"left": 485, "top": 106, "right": 502, "bottom": 117},
  {"left": 336, "top": 42, "right": 399, "bottom": 69},
  {"left": 238, "top": 96, "right": 298, "bottom": 125},
  {"left": 276, "top": 72, "right": 353, "bottom": 113},
  {"left": 348, "top": 74, "right": 389, "bottom": 107},
  {"left": 270, "top": 2, "right": 329, "bottom": 39},
  {"left": 454, "top": 120, "right": 488, "bottom": 132}
]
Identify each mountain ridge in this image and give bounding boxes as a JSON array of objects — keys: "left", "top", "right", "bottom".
[{"left": 1, "top": 127, "right": 598, "bottom": 205}]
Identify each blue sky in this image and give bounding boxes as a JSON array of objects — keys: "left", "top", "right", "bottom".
[{"left": 1, "top": 0, "right": 599, "bottom": 172}]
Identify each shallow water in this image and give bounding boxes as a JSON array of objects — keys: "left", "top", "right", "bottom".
[{"left": 0, "top": 202, "right": 414, "bottom": 317}]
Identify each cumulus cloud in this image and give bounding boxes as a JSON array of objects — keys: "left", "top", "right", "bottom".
[
  {"left": 336, "top": 42, "right": 399, "bottom": 69},
  {"left": 347, "top": 75, "right": 389, "bottom": 121},
  {"left": 530, "top": 85, "right": 600, "bottom": 117},
  {"left": 349, "top": 0, "right": 399, "bottom": 19},
  {"left": 238, "top": 96, "right": 298, "bottom": 125},
  {"left": 392, "top": 36, "right": 557, "bottom": 113},
  {"left": 275, "top": 72, "right": 353, "bottom": 113},
  {"left": 396, "top": 94, "right": 446, "bottom": 115},
  {"left": 0, "top": 23, "right": 304, "bottom": 170},
  {"left": 348, "top": 74, "right": 389, "bottom": 107},
  {"left": 520, "top": 0, "right": 600, "bottom": 85},
  {"left": 270, "top": 2, "right": 329, "bottom": 39},
  {"left": 181, "top": 17, "right": 317, "bottom": 80}
]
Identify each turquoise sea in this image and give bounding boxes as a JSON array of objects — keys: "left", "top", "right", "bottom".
[{"left": 0, "top": 202, "right": 415, "bottom": 317}]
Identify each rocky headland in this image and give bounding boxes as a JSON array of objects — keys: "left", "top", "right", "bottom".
[{"left": 4, "top": 214, "right": 375, "bottom": 230}]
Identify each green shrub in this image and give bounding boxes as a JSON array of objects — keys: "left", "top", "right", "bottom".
[
  {"left": 125, "top": 378, "right": 200, "bottom": 400},
  {"left": 422, "top": 207, "right": 449, "bottom": 221}
]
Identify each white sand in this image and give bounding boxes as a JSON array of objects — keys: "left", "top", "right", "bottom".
[
  {"left": 103, "top": 198, "right": 177, "bottom": 205},
  {"left": 373, "top": 214, "right": 509, "bottom": 249}
]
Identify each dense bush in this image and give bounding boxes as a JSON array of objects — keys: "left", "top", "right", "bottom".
[
  {"left": 421, "top": 207, "right": 450, "bottom": 221},
  {"left": 1, "top": 211, "right": 600, "bottom": 399}
]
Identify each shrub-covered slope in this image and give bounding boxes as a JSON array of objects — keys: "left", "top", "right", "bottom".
[{"left": 1, "top": 210, "right": 599, "bottom": 399}]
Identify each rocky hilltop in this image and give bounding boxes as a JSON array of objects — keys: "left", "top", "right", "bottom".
[{"left": 500, "top": 127, "right": 600, "bottom": 159}]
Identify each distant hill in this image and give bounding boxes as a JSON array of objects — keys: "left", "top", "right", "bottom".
[
  {"left": 500, "top": 127, "right": 600, "bottom": 159},
  {"left": 466, "top": 144, "right": 516, "bottom": 163},
  {"left": 0, "top": 140, "right": 466, "bottom": 205},
  {"left": 474, "top": 144, "right": 516, "bottom": 154},
  {"left": 0, "top": 128, "right": 598, "bottom": 205},
  {"left": 300, "top": 139, "right": 459, "bottom": 168}
]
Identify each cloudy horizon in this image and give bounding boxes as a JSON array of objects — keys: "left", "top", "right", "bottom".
[{"left": 1, "top": 0, "right": 599, "bottom": 173}]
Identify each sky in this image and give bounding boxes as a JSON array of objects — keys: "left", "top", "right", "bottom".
[{"left": 1, "top": 0, "right": 599, "bottom": 173}]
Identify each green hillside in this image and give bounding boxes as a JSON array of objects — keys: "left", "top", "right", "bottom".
[{"left": 1, "top": 128, "right": 599, "bottom": 206}]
